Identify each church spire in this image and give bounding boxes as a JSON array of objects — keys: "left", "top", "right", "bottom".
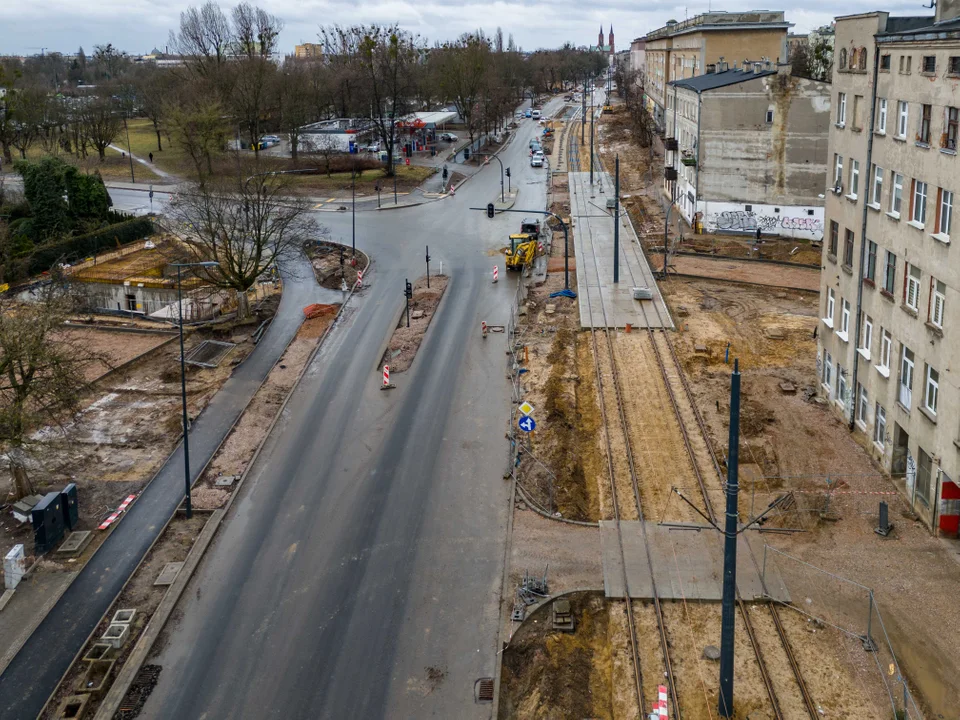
[{"left": 598, "top": 25, "right": 604, "bottom": 49}]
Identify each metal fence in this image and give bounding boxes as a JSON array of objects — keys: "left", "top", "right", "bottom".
[{"left": 760, "top": 544, "right": 923, "bottom": 719}]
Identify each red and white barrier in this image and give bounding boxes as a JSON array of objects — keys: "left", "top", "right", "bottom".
[
  {"left": 481, "top": 321, "right": 488, "bottom": 338},
  {"left": 537, "top": 241, "right": 544, "bottom": 254},
  {"left": 98, "top": 495, "right": 137, "bottom": 530},
  {"left": 383, "top": 364, "right": 390, "bottom": 386},
  {"left": 492, "top": 265, "right": 499, "bottom": 283},
  {"left": 356, "top": 269, "right": 363, "bottom": 288},
  {"left": 657, "top": 685, "right": 668, "bottom": 718}
]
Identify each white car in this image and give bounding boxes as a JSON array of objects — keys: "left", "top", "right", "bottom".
[
  {"left": 530, "top": 152, "right": 545, "bottom": 167},
  {"left": 531, "top": 110, "right": 541, "bottom": 120}
]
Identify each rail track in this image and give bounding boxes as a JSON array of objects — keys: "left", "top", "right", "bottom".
[{"left": 567, "top": 115, "right": 818, "bottom": 719}]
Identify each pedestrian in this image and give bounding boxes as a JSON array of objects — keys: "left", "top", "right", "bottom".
[
  {"left": 149, "top": 152, "right": 154, "bottom": 163},
  {"left": 755, "top": 226, "right": 762, "bottom": 243}
]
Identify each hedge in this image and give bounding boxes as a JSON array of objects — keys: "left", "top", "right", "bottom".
[{"left": 26, "top": 218, "right": 156, "bottom": 277}]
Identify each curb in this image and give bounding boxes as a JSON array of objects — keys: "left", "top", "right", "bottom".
[{"left": 91, "top": 244, "right": 369, "bottom": 720}]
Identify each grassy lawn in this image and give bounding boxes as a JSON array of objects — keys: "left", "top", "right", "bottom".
[
  {"left": 14, "top": 140, "right": 164, "bottom": 183},
  {"left": 282, "top": 165, "right": 434, "bottom": 195},
  {"left": 114, "top": 118, "right": 191, "bottom": 177}
]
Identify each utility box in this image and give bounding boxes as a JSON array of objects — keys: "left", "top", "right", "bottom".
[
  {"left": 32, "top": 492, "right": 65, "bottom": 555},
  {"left": 4, "top": 544, "right": 26, "bottom": 590},
  {"left": 60, "top": 483, "right": 79, "bottom": 530}
]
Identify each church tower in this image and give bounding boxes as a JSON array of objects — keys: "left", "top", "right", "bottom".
[
  {"left": 599, "top": 25, "right": 604, "bottom": 49},
  {"left": 608, "top": 25, "right": 615, "bottom": 54}
]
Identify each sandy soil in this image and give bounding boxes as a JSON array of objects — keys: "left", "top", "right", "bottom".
[
  {"left": 677, "top": 234, "right": 821, "bottom": 266},
  {"left": 381, "top": 275, "right": 448, "bottom": 374},
  {"left": 670, "top": 256, "right": 821, "bottom": 293},
  {"left": 55, "top": 326, "right": 176, "bottom": 382}
]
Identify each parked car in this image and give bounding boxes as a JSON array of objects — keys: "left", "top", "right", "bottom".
[
  {"left": 260, "top": 135, "right": 281, "bottom": 143},
  {"left": 515, "top": 111, "right": 523, "bottom": 120},
  {"left": 529, "top": 141, "right": 542, "bottom": 155},
  {"left": 530, "top": 152, "right": 545, "bottom": 167},
  {"left": 363, "top": 141, "right": 382, "bottom": 152},
  {"left": 439, "top": 132, "right": 459, "bottom": 142}
]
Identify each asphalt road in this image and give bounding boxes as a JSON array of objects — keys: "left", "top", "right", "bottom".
[{"left": 0, "top": 97, "right": 564, "bottom": 719}]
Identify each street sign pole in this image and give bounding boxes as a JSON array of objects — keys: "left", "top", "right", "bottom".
[
  {"left": 425, "top": 245, "right": 431, "bottom": 288},
  {"left": 149, "top": 185, "right": 154, "bottom": 214}
]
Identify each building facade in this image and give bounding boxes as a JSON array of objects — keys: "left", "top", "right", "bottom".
[
  {"left": 643, "top": 11, "right": 791, "bottom": 132},
  {"left": 295, "top": 43, "right": 323, "bottom": 59},
  {"left": 629, "top": 38, "right": 646, "bottom": 76},
  {"left": 592, "top": 26, "right": 616, "bottom": 67},
  {"left": 664, "top": 63, "right": 830, "bottom": 240},
  {"left": 818, "top": 5, "right": 960, "bottom": 533}
]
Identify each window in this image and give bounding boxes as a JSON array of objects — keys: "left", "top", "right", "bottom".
[
  {"left": 840, "top": 299, "right": 851, "bottom": 339},
  {"left": 871, "top": 165, "right": 883, "bottom": 206},
  {"left": 849, "top": 160, "right": 860, "bottom": 198},
  {"left": 917, "top": 448, "right": 933, "bottom": 508},
  {"left": 843, "top": 229, "right": 855, "bottom": 267},
  {"left": 877, "top": 98, "right": 888, "bottom": 133},
  {"left": 837, "top": 362, "right": 848, "bottom": 405},
  {"left": 766, "top": 109, "right": 774, "bottom": 123},
  {"left": 897, "top": 101, "right": 909, "bottom": 138},
  {"left": 922, "top": 55, "right": 936, "bottom": 74},
  {"left": 854, "top": 95, "right": 863, "bottom": 130},
  {"left": 891, "top": 172, "right": 903, "bottom": 216},
  {"left": 925, "top": 365, "right": 939, "bottom": 415},
  {"left": 874, "top": 403, "right": 887, "bottom": 448},
  {"left": 829, "top": 220, "right": 839, "bottom": 256},
  {"left": 857, "top": 383, "right": 869, "bottom": 425},
  {"left": 930, "top": 278, "right": 946, "bottom": 328},
  {"left": 879, "top": 329, "right": 892, "bottom": 371},
  {"left": 951, "top": 56, "right": 960, "bottom": 74},
  {"left": 837, "top": 92, "right": 847, "bottom": 126},
  {"left": 883, "top": 251, "right": 897, "bottom": 294},
  {"left": 860, "top": 313, "right": 873, "bottom": 355},
  {"left": 920, "top": 104, "right": 932, "bottom": 144},
  {"left": 946, "top": 107, "right": 958, "bottom": 150},
  {"left": 905, "top": 264, "right": 921, "bottom": 310},
  {"left": 834, "top": 154, "right": 843, "bottom": 189},
  {"left": 865, "top": 240, "right": 877, "bottom": 281},
  {"left": 825, "top": 288, "right": 836, "bottom": 326},
  {"left": 938, "top": 189, "right": 953, "bottom": 236},
  {"left": 823, "top": 350, "right": 833, "bottom": 389},
  {"left": 899, "top": 345, "right": 915, "bottom": 408},
  {"left": 881, "top": 54, "right": 891, "bottom": 70},
  {"left": 912, "top": 180, "right": 928, "bottom": 225},
  {"left": 840, "top": 48, "right": 848, "bottom": 70}
]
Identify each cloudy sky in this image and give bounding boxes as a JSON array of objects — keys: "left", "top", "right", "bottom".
[{"left": 0, "top": 0, "right": 929, "bottom": 56}]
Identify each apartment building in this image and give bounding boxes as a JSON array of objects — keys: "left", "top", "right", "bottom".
[
  {"left": 664, "top": 62, "right": 830, "bottom": 239},
  {"left": 819, "top": 5, "right": 960, "bottom": 533},
  {"left": 643, "top": 11, "right": 791, "bottom": 132}
]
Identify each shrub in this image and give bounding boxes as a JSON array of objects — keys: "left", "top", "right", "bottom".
[{"left": 25, "top": 218, "right": 155, "bottom": 277}]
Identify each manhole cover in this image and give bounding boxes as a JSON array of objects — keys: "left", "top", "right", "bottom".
[
  {"left": 154, "top": 562, "right": 184, "bottom": 586},
  {"left": 184, "top": 340, "right": 236, "bottom": 368},
  {"left": 475, "top": 677, "right": 494, "bottom": 703}
]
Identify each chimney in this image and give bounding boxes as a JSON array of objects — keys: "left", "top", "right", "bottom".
[
  {"left": 753, "top": 62, "right": 762, "bottom": 74},
  {"left": 707, "top": 63, "right": 717, "bottom": 74},
  {"left": 938, "top": 0, "right": 960, "bottom": 22}
]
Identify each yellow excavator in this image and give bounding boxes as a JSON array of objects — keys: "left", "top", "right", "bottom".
[{"left": 505, "top": 219, "right": 542, "bottom": 270}]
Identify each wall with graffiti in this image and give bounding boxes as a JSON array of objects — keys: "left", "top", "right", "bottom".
[{"left": 699, "top": 201, "right": 825, "bottom": 241}]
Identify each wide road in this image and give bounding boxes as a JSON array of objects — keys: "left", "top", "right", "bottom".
[{"left": 136, "top": 98, "right": 566, "bottom": 719}]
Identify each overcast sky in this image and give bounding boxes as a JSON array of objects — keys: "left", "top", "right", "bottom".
[{"left": 0, "top": 0, "right": 929, "bottom": 57}]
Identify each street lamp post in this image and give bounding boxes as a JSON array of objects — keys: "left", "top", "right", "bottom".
[
  {"left": 173, "top": 260, "right": 220, "bottom": 519},
  {"left": 478, "top": 153, "right": 505, "bottom": 203},
  {"left": 351, "top": 159, "right": 356, "bottom": 256}
]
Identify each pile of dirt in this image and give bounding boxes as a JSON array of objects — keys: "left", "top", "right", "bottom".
[
  {"left": 500, "top": 592, "right": 613, "bottom": 720},
  {"left": 381, "top": 275, "right": 448, "bottom": 373},
  {"left": 306, "top": 241, "right": 368, "bottom": 289}
]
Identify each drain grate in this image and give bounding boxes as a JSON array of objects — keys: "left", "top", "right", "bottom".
[
  {"left": 475, "top": 677, "right": 494, "bottom": 703},
  {"left": 116, "top": 664, "right": 162, "bottom": 718},
  {"left": 184, "top": 340, "right": 235, "bottom": 368}
]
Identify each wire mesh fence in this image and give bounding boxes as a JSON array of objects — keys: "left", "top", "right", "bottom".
[{"left": 761, "top": 544, "right": 923, "bottom": 719}]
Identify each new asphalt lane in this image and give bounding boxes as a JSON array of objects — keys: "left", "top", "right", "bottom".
[{"left": 0, "top": 101, "right": 562, "bottom": 719}]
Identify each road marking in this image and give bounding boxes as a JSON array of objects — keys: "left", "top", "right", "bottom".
[
  {"left": 314, "top": 203, "right": 325, "bottom": 209},
  {"left": 327, "top": 197, "right": 336, "bottom": 202}
]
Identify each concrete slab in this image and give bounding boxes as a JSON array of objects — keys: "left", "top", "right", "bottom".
[
  {"left": 569, "top": 172, "right": 673, "bottom": 329},
  {"left": 56, "top": 531, "right": 92, "bottom": 558},
  {"left": 599, "top": 521, "right": 790, "bottom": 602},
  {"left": 153, "top": 562, "right": 183, "bottom": 587}
]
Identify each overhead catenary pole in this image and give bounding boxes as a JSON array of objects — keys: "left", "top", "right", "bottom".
[
  {"left": 718, "top": 358, "right": 742, "bottom": 718},
  {"left": 177, "top": 265, "right": 191, "bottom": 519},
  {"left": 590, "top": 85, "right": 595, "bottom": 185},
  {"left": 614, "top": 155, "right": 620, "bottom": 284},
  {"left": 351, "top": 159, "right": 356, "bottom": 256}
]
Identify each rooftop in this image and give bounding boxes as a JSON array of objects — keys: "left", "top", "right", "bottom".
[
  {"left": 646, "top": 11, "right": 790, "bottom": 41},
  {"left": 669, "top": 66, "right": 776, "bottom": 93}
]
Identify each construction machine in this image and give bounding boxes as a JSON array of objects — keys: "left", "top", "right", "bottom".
[{"left": 505, "top": 218, "right": 542, "bottom": 270}]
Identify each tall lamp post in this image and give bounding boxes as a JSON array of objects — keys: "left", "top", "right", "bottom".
[
  {"left": 173, "top": 260, "right": 220, "bottom": 519},
  {"left": 477, "top": 153, "right": 505, "bottom": 203}
]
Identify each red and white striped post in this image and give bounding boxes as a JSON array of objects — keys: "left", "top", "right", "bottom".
[
  {"left": 657, "top": 685, "right": 668, "bottom": 718},
  {"left": 380, "top": 363, "right": 395, "bottom": 390},
  {"left": 537, "top": 241, "right": 544, "bottom": 255},
  {"left": 481, "top": 321, "right": 488, "bottom": 339},
  {"left": 492, "top": 265, "right": 499, "bottom": 283},
  {"left": 356, "top": 269, "right": 363, "bottom": 288}
]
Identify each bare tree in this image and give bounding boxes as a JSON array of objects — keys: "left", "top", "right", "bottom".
[
  {"left": 275, "top": 61, "right": 316, "bottom": 163},
  {"left": 0, "top": 281, "right": 101, "bottom": 500},
  {"left": 168, "top": 0, "right": 233, "bottom": 81},
  {"left": 8, "top": 87, "right": 47, "bottom": 159},
  {"left": 80, "top": 96, "right": 122, "bottom": 161},
  {"left": 162, "top": 86, "right": 228, "bottom": 179},
  {"left": 164, "top": 172, "right": 318, "bottom": 318},
  {"left": 436, "top": 33, "right": 491, "bottom": 145}
]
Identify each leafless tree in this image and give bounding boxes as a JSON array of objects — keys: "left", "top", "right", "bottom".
[
  {"left": 164, "top": 171, "right": 319, "bottom": 318},
  {"left": 168, "top": 0, "right": 233, "bottom": 81},
  {"left": 80, "top": 96, "right": 122, "bottom": 161},
  {"left": 436, "top": 33, "right": 490, "bottom": 145},
  {"left": 162, "top": 85, "right": 228, "bottom": 179}
]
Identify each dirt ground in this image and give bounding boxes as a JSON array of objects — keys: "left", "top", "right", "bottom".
[
  {"left": 305, "top": 240, "right": 369, "bottom": 290},
  {"left": 381, "top": 275, "right": 448, "bottom": 374},
  {"left": 55, "top": 326, "right": 176, "bottom": 382},
  {"left": 670, "top": 255, "right": 821, "bottom": 292}
]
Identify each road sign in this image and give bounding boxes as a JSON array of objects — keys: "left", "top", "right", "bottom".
[
  {"left": 518, "top": 415, "right": 536, "bottom": 432},
  {"left": 148, "top": 185, "right": 154, "bottom": 199},
  {"left": 518, "top": 401, "right": 535, "bottom": 416}
]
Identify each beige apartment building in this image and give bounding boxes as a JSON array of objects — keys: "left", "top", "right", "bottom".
[
  {"left": 819, "top": 5, "right": 960, "bottom": 533},
  {"left": 644, "top": 11, "right": 791, "bottom": 131}
]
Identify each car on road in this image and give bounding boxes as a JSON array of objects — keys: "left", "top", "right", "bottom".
[
  {"left": 260, "top": 135, "right": 281, "bottom": 144},
  {"left": 529, "top": 137, "right": 541, "bottom": 149},
  {"left": 515, "top": 112, "right": 523, "bottom": 120},
  {"left": 531, "top": 110, "right": 541, "bottom": 120},
  {"left": 529, "top": 141, "right": 542, "bottom": 155},
  {"left": 439, "top": 132, "right": 459, "bottom": 142},
  {"left": 530, "top": 152, "right": 544, "bottom": 167},
  {"left": 525, "top": 109, "right": 532, "bottom": 118}
]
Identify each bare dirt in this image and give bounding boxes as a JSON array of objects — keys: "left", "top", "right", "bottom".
[
  {"left": 669, "top": 255, "right": 821, "bottom": 292},
  {"left": 677, "top": 233, "right": 822, "bottom": 266},
  {"left": 380, "top": 275, "right": 448, "bottom": 374},
  {"left": 306, "top": 241, "right": 369, "bottom": 290},
  {"left": 55, "top": 326, "right": 176, "bottom": 382}
]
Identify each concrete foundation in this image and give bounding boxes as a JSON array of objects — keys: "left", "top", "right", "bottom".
[
  {"left": 111, "top": 608, "right": 137, "bottom": 625},
  {"left": 81, "top": 643, "right": 114, "bottom": 662},
  {"left": 56, "top": 531, "right": 92, "bottom": 558},
  {"left": 74, "top": 659, "right": 115, "bottom": 698},
  {"left": 100, "top": 623, "right": 130, "bottom": 650},
  {"left": 54, "top": 694, "right": 90, "bottom": 719}
]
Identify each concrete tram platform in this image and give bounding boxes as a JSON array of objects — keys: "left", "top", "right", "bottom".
[
  {"left": 599, "top": 521, "right": 791, "bottom": 602},
  {"left": 569, "top": 171, "right": 673, "bottom": 329}
]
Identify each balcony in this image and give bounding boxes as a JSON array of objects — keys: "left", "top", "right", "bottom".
[{"left": 680, "top": 151, "right": 697, "bottom": 167}]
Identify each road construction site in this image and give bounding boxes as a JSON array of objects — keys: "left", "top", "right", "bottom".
[{"left": 499, "top": 94, "right": 941, "bottom": 720}]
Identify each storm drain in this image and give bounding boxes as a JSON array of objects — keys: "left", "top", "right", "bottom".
[
  {"left": 475, "top": 677, "right": 494, "bottom": 703},
  {"left": 184, "top": 340, "right": 236, "bottom": 368},
  {"left": 116, "top": 664, "right": 162, "bottom": 719}
]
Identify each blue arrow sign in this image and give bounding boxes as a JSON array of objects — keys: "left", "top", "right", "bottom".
[{"left": 518, "top": 415, "right": 536, "bottom": 432}]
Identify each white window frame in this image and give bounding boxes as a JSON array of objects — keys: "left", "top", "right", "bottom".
[
  {"left": 848, "top": 160, "right": 860, "bottom": 200},
  {"left": 839, "top": 298, "right": 851, "bottom": 341},
  {"left": 911, "top": 180, "right": 928, "bottom": 226},
  {"left": 877, "top": 98, "right": 887, "bottom": 134},
  {"left": 897, "top": 101, "right": 909, "bottom": 138},
  {"left": 874, "top": 403, "right": 886, "bottom": 449},
  {"left": 925, "top": 365, "right": 939, "bottom": 415},
  {"left": 822, "top": 350, "right": 833, "bottom": 392},
  {"left": 824, "top": 288, "right": 835, "bottom": 328},
  {"left": 876, "top": 329, "right": 892, "bottom": 377},
  {"left": 937, "top": 189, "right": 953, "bottom": 240},
  {"left": 834, "top": 154, "right": 844, "bottom": 189},
  {"left": 859, "top": 314, "right": 873, "bottom": 360},
  {"left": 906, "top": 264, "right": 921, "bottom": 311},
  {"left": 899, "top": 346, "right": 914, "bottom": 409},
  {"left": 931, "top": 279, "right": 946, "bottom": 329},
  {"left": 890, "top": 172, "right": 903, "bottom": 217},
  {"left": 837, "top": 362, "right": 848, "bottom": 408},
  {"left": 837, "top": 92, "right": 847, "bottom": 126},
  {"left": 857, "top": 383, "right": 869, "bottom": 428},
  {"left": 870, "top": 165, "right": 883, "bottom": 207}
]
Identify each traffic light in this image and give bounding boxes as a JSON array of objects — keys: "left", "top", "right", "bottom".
[
  {"left": 463, "top": 147, "right": 471, "bottom": 160},
  {"left": 486, "top": 203, "right": 495, "bottom": 218},
  {"left": 505, "top": 167, "right": 511, "bottom": 178},
  {"left": 404, "top": 279, "right": 413, "bottom": 299}
]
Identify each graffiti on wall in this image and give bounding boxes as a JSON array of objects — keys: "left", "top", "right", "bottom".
[{"left": 706, "top": 210, "right": 823, "bottom": 238}]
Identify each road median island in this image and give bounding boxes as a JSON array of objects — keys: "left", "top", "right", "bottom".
[{"left": 380, "top": 275, "right": 449, "bottom": 374}]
